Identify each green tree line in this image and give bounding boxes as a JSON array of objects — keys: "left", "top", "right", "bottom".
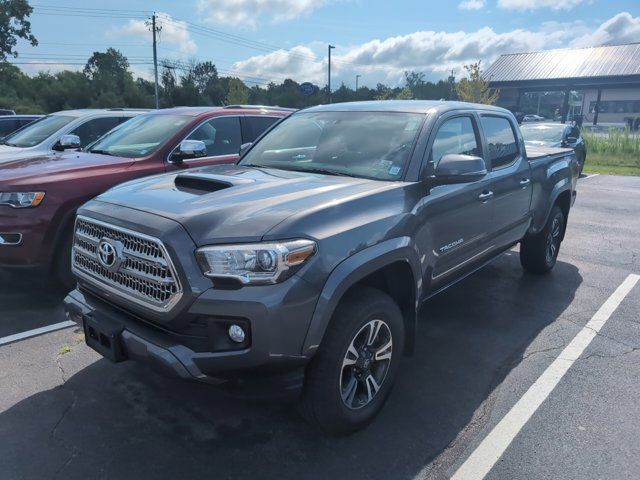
[{"left": 0, "top": 48, "right": 461, "bottom": 114}]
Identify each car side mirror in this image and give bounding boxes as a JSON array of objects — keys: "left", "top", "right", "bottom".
[
  {"left": 239, "top": 142, "right": 253, "bottom": 156},
  {"left": 54, "top": 134, "right": 81, "bottom": 151},
  {"left": 433, "top": 154, "right": 487, "bottom": 185},
  {"left": 171, "top": 140, "right": 207, "bottom": 163}
]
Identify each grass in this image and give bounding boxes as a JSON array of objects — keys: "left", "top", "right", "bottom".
[{"left": 582, "top": 128, "right": 640, "bottom": 176}]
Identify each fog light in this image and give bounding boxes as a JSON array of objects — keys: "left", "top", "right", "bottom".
[{"left": 228, "top": 324, "right": 246, "bottom": 343}]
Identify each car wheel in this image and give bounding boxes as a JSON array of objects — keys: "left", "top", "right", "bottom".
[
  {"left": 520, "top": 205, "right": 565, "bottom": 274},
  {"left": 298, "top": 286, "right": 404, "bottom": 434},
  {"left": 578, "top": 153, "right": 585, "bottom": 176},
  {"left": 53, "top": 227, "right": 76, "bottom": 290}
]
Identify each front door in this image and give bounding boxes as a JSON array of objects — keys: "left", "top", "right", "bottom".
[
  {"left": 166, "top": 116, "right": 242, "bottom": 170},
  {"left": 415, "top": 114, "right": 494, "bottom": 291}
]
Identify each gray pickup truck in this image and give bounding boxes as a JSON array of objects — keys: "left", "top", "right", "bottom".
[{"left": 64, "top": 101, "right": 578, "bottom": 433}]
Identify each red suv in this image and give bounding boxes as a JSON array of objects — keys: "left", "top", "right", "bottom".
[{"left": 0, "top": 105, "right": 293, "bottom": 285}]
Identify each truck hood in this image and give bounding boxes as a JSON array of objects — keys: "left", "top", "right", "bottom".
[
  {"left": 0, "top": 151, "right": 134, "bottom": 186},
  {"left": 96, "top": 164, "right": 400, "bottom": 245}
]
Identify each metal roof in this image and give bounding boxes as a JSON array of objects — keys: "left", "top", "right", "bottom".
[{"left": 485, "top": 43, "right": 640, "bottom": 84}]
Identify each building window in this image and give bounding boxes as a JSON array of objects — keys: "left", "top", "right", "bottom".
[{"left": 589, "top": 100, "right": 640, "bottom": 114}]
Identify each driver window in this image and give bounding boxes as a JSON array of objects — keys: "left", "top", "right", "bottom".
[
  {"left": 186, "top": 116, "right": 241, "bottom": 157},
  {"left": 431, "top": 116, "right": 480, "bottom": 165}
]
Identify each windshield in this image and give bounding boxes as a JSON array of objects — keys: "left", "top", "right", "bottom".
[
  {"left": 4, "top": 115, "right": 74, "bottom": 148},
  {"left": 239, "top": 111, "right": 424, "bottom": 180},
  {"left": 521, "top": 124, "right": 564, "bottom": 143},
  {"left": 86, "top": 114, "right": 191, "bottom": 158}
]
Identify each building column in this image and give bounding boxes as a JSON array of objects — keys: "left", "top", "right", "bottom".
[
  {"left": 593, "top": 87, "right": 602, "bottom": 126},
  {"left": 515, "top": 89, "right": 522, "bottom": 111},
  {"left": 561, "top": 88, "right": 571, "bottom": 124}
]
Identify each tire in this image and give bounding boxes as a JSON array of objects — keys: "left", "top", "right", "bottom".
[
  {"left": 52, "top": 227, "right": 76, "bottom": 290},
  {"left": 578, "top": 153, "right": 585, "bottom": 176},
  {"left": 520, "top": 205, "right": 565, "bottom": 274},
  {"left": 298, "top": 286, "right": 404, "bottom": 434}
]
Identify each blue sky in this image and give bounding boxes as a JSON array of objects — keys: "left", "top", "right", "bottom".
[{"left": 14, "top": 0, "right": 640, "bottom": 88}]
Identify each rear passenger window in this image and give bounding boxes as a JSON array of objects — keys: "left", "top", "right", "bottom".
[
  {"left": 70, "top": 117, "right": 121, "bottom": 146},
  {"left": 243, "top": 116, "right": 279, "bottom": 142},
  {"left": 187, "top": 116, "right": 241, "bottom": 157},
  {"left": 480, "top": 116, "right": 519, "bottom": 169},
  {"left": 431, "top": 116, "right": 481, "bottom": 164},
  {"left": 0, "top": 119, "right": 18, "bottom": 136}
]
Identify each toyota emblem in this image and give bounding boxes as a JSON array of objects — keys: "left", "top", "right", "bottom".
[{"left": 97, "top": 238, "right": 123, "bottom": 271}]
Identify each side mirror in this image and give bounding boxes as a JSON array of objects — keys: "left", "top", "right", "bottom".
[
  {"left": 433, "top": 154, "right": 487, "bottom": 185},
  {"left": 239, "top": 142, "right": 253, "bottom": 156},
  {"left": 54, "top": 134, "right": 81, "bottom": 151},
  {"left": 171, "top": 140, "right": 207, "bottom": 162}
]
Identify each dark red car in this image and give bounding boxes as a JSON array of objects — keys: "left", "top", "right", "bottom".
[{"left": 0, "top": 105, "right": 293, "bottom": 285}]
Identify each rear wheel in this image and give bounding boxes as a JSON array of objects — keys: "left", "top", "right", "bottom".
[
  {"left": 520, "top": 205, "right": 564, "bottom": 274},
  {"left": 298, "top": 286, "right": 404, "bottom": 434}
]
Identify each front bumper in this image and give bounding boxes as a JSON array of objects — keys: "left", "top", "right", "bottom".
[{"left": 64, "top": 282, "right": 315, "bottom": 386}]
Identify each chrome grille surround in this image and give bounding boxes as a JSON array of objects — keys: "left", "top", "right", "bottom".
[{"left": 71, "top": 215, "right": 183, "bottom": 312}]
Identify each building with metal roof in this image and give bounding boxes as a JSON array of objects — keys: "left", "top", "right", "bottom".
[{"left": 486, "top": 43, "right": 640, "bottom": 127}]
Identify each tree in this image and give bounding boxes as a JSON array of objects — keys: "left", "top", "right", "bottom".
[
  {"left": 0, "top": 0, "right": 37, "bottom": 61},
  {"left": 455, "top": 61, "right": 499, "bottom": 105},
  {"left": 226, "top": 77, "right": 249, "bottom": 105}
]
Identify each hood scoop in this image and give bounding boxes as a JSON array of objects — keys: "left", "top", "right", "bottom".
[{"left": 174, "top": 172, "right": 254, "bottom": 194}]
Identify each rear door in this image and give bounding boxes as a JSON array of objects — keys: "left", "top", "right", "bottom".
[
  {"left": 417, "top": 113, "right": 494, "bottom": 289},
  {"left": 241, "top": 115, "right": 281, "bottom": 143},
  {"left": 166, "top": 116, "right": 242, "bottom": 170},
  {"left": 479, "top": 114, "right": 532, "bottom": 246}
]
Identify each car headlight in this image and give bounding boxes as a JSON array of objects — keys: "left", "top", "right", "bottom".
[
  {"left": 0, "top": 192, "right": 45, "bottom": 208},
  {"left": 196, "top": 239, "right": 316, "bottom": 285}
]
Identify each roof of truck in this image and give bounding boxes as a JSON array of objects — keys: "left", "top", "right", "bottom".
[{"left": 302, "top": 100, "right": 512, "bottom": 115}]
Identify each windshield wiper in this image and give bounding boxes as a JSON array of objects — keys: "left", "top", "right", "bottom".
[
  {"left": 292, "top": 167, "right": 359, "bottom": 178},
  {"left": 88, "top": 149, "right": 115, "bottom": 156}
]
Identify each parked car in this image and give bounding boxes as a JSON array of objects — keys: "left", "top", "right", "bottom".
[
  {"left": 521, "top": 122, "right": 586, "bottom": 174},
  {"left": 0, "top": 108, "right": 147, "bottom": 163},
  {"left": 0, "top": 114, "right": 43, "bottom": 140},
  {"left": 0, "top": 109, "right": 16, "bottom": 115},
  {"left": 63, "top": 100, "right": 578, "bottom": 433},
  {"left": 523, "top": 114, "right": 545, "bottom": 122},
  {"left": 0, "top": 105, "right": 292, "bottom": 286}
]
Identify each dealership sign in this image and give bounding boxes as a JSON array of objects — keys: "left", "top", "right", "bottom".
[{"left": 299, "top": 82, "right": 318, "bottom": 96}]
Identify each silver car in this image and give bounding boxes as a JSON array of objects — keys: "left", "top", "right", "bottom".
[{"left": 0, "top": 109, "right": 147, "bottom": 162}]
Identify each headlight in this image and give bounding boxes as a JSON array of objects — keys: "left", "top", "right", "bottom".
[
  {"left": 0, "top": 192, "right": 45, "bottom": 208},
  {"left": 196, "top": 239, "right": 316, "bottom": 285}
]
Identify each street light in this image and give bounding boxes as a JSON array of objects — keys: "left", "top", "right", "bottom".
[
  {"left": 328, "top": 44, "right": 335, "bottom": 103},
  {"left": 355, "top": 74, "right": 361, "bottom": 91}
]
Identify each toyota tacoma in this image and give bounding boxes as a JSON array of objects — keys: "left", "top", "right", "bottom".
[{"left": 64, "top": 101, "right": 578, "bottom": 433}]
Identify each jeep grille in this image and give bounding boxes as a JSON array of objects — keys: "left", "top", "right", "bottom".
[{"left": 71, "top": 216, "right": 182, "bottom": 312}]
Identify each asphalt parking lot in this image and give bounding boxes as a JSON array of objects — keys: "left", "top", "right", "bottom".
[{"left": 1, "top": 173, "right": 639, "bottom": 480}]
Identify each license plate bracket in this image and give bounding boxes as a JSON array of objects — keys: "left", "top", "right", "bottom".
[{"left": 83, "top": 314, "right": 127, "bottom": 362}]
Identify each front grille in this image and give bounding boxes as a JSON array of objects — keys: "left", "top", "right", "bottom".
[{"left": 72, "top": 216, "right": 183, "bottom": 312}]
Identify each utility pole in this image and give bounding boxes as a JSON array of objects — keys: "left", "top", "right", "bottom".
[
  {"left": 355, "top": 74, "right": 361, "bottom": 91},
  {"left": 328, "top": 44, "right": 335, "bottom": 103},
  {"left": 152, "top": 13, "right": 159, "bottom": 109}
]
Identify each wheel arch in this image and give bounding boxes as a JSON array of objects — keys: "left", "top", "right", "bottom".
[{"left": 302, "top": 237, "right": 422, "bottom": 358}]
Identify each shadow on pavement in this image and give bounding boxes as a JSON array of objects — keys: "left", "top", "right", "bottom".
[{"left": 0, "top": 253, "right": 582, "bottom": 479}]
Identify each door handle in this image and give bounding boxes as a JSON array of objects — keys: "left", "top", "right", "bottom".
[
  {"left": 520, "top": 178, "right": 531, "bottom": 187},
  {"left": 478, "top": 191, "right": 493, "bottom": 202}
]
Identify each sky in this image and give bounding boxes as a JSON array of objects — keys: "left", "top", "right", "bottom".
[{"left": 12, "top": 0, "right": 640, "bottom": 89}]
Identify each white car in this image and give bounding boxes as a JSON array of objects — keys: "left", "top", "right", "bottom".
[
  {"left": 0, "top": 109, "right": 147, "bottom": 163},
  {"left": 523, "top": 114, "right": 545, "bottom": 122}
]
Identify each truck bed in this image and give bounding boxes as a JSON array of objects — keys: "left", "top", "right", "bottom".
[{"left": 525, "top": 145, "right": 573, "bottom": 160}]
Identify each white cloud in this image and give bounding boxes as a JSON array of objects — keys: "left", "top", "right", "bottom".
[
  {"left": 458, "top": 0, "right": 485, "bottom": 10},
  {"left": 571, "top": 12, "right": 640, "bottom": 47},
  {"left": 498, "top": 0, "right": 586, "bottom": 11},
  {"left": 196, "top": 0, "right": 333, "bottom": 28},
  {"left": 231, "top": 24, "right": 574, "bottom": 87},
  {"left": 17, "top": 61, "right": 80, "bottom": 76},
  {"left": 116, "top": 12, "right": 197, "bottom": 54}
]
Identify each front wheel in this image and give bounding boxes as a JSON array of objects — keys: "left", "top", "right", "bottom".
[
  {"left": 298, "top": 286, "right": 404, "bottom": 434},
  {"left": 520, "top": 205, "right": 565, "bottom": 274}
]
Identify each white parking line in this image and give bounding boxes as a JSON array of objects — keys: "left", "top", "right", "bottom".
[
  {"left": 451, "top": 273, "right": 640, "bottom": 480},
  {"left": 0, "top": 320, "right": 76, "bottom": 347},
  {"left": 582, "top": 173, "right": 600, "bottom": 179}
]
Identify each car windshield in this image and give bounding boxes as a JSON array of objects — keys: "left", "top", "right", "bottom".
[
  {"left": 3, "top": 115, "right": 74, "bottom": 148},
  {"left": 521, "top": 124, "right": 564, "bottom": 143},
  {"left": 239, "top": 111, "right": 424, "bottom": 180},
  {"left": 86, "top": 114, "right": 190, "bottom": 158}
]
